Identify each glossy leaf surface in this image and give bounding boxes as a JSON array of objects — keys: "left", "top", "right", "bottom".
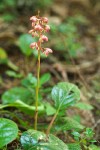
[
  {"left": 51, "top": 82, "right": 80, "bottom": 110},
  {"left": 0, "top": 118, "right": 18, "bottom": 148},
  {"left": 21, "top": 129, "right": 68, "bottom": 150}
]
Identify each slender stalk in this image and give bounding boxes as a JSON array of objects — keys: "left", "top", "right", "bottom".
[
  {"left": 46, "top": 109, "right": 59, "bottom": 136},
  {"left": 34, "top": 44, "right": 41, "bottom": 130}
]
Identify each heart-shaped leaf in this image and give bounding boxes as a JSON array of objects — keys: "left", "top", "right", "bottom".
[
  {"left": 51, "top": 82, "right": 80, "bottom": 110},
  {"left": 21, "top": 129, "right": 68, "bottom": 150},
  {"left": 0, "top": 118, "right": 18, "bottom": 148},
  {"left": 2, "top": 87, "right": 34, "bottom": 105}
]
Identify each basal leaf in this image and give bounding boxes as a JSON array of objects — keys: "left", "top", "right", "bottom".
[
  {"left": 21, "top": 129, "right": 68, "bottom": 150},
  {"left": 0, "top": 100, "right": 45, "bottom": 115},
  {"left": 0, "top": 118, "right": 18, "bottom": 148},
  {"left": 2, "top": 87, "right": 33, "bottom": 105},
  {"left": 51, "top": 82, "right": 80, "bottom": 110}
]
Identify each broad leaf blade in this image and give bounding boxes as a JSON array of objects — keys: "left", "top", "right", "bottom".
[
  {"left": 0, "top": 100, "right": 45, "bottom": 115},
  {"left": 0, "top": 118, "right": 18, "bottom": 148},
  {"left": 2, "top": 87, "right": 34, "bottom": 105},
  {"left": 51, "top": 82, "right": 80, "bottom": 110},
  {"left": 21, "top": 129, "right": 68, "bottom": 150}
]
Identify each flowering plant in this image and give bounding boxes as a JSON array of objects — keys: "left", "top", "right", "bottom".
[{"left": 0, "top": 14, "right": 96, "bottom": 150}]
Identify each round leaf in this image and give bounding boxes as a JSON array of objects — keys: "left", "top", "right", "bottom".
[
  {"left": 21, "top": 129, "right": 68, "bottom": 150},
  {"left": 0, "top": 118, "right": 18, "bottom": 148},
  {"left": 2, "top": 87, "right": 33, "bottom": 105},
  {"left": 18, "top": 34, "right": 36, "bottom": 56},
  {"left": 51, "top": 82, "right": 80, "bottom": 110}
]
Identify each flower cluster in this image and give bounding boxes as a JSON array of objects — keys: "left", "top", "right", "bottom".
[{"left": 29, "top": 15, "right": 53, "bottom": 56}]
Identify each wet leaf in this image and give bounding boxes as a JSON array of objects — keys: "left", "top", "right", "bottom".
[
  {"left": 21, "top": 129, "right": 68, "bottom": 150},
  {"left": 0, "top": 118, "right": 18, "bottom": 148},
  {"left": 51, "top": 82, "right": 80, "bottom": 110}
]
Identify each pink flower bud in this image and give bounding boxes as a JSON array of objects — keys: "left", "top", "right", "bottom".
[
  {"left": 45, "top": 25, "right": 50, "bottom": 32},
  {"left": 40, "top": 35, "right": 48, "bottom": 42},
  {"left": 34, "top": 24, "right": 43, "bottom": 31},
  {"left": 29, "top": 29, "right": 34, "bottom": 34},
  {"left": 32, "top": 32, "right": 39, "bottom": 37},
  {"left": 43, "top": 48, "right": 53, "bottom": 56},
  {"left": 30, "top": 42, "right": 38, "bottom": 49},
  {"left": 42, "top": 17, "right": 48, "bottom": 23},
  {"left": 32, "top": 22, "right": 35, "bottom": 27},
  {"left": 30, "top": 16, "right": 37, "bottom": 22}
]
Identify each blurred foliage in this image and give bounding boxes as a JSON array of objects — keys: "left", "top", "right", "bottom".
[
  {"left": 50, "top": 15, "right": 87, "bottom": 58},
  {"left": 0, "top": 0, "right": 53, "bottom": 22}
]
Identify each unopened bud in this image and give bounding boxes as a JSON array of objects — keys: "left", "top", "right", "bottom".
[
  {"left": 40, "top": 35, "right": 48, "bottom": 42},
  {"left": 43, "top": 48, "right": 53, "bottom": 56},
  {"left": 30, "top": 16, "right": 37, "bottom": 22},
  {"left": 30, "top": 42, "right": 38, "bottom": 49},
  {"left": 42, "top": 17, "right": 48, "bottom": 23},
  {"left": 34, "top": 24, "right": 43, "bottom": 31},
  {"left": 45, "top": 25, "right": 50, "bottom": 32}
]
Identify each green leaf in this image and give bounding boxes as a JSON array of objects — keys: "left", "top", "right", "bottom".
[
  {"left": 6, "top": 70, "right": 23, "bottom": 78},
  {"left": 71, "top": 131, "right": 80, "bottom": 141},
  {"left": 0, "top": 48, "right": 18, "bottom": 71},
  {"left": 21, "top": 73, "right": 37, "bottom": 88},
  {"left": 18, "top": 34, "right": 36, "bottom": 56},
  {"left": 40, "top": 73, "right": 51, "bottom": 86},
  {"left": 0, "top": 47, "right": 8, "bottom": 64},
  {"left": 68, "top": 143, "right": 82, "bottom": 150},
  {"left": 0, "top": 118, "right": 18, "bottom": 148},
  {"left": 75, "top": 102, "right": 93, "bottom": 110},
  {"left": 20, "top": 129, "right": 68, "bottom": 150},
  {"left": 2, "top": 13, "right": 15, "bottom": 22},
  {"left": 89, "top": 144, "right": 100, "bottom": 150},
  {"left": 51, "top": 82, "right": 80, "bottom": 110},
  {"left": 55, "top": 117, "right": 84, "bottom": 131},
  {"left": 84, "top": 128, "right": 94, "bottom": 138},
  {"left": 0, "top": 100, "right": 45, "bottom": 115},
  {"left": 45, "top": 102, "right": 56, "bottom": 116},
  {"left": 2, "top": 87, "right": 33, "bottom": 105}
]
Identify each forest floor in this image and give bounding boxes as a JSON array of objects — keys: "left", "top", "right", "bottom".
[{"left": 0, "top": 0, "right": 100, "bottom": 148}]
